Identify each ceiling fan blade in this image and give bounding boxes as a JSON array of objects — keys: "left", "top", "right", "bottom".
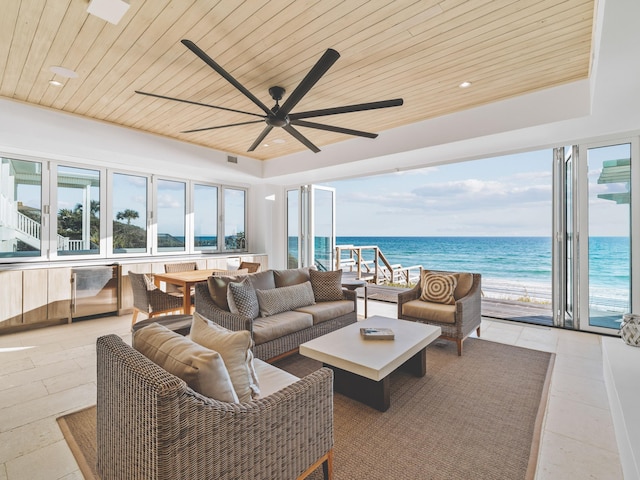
[
  {"left": 290, "top": 98, "right": 404, "bottom": 120},
  {"left": 248, "top": 125, "right": 274, "bottom": 152},
  {"left": 181, "top": 39, "right": 273, "bottom": 116},
  {"left": 279, "top": 49, "right": 340, "bottom": 115},
  {"left": 182, "top": 120, "right": 265, "bottom": 134},
  {"left": 283, "top": 125, "right": 320, "bottom": 153},
  {"left": 291, "top": 119, "right": 378, "bottom": 139},
  {"left": 135, "top": 90, "right": 265, "bottom": 118}
]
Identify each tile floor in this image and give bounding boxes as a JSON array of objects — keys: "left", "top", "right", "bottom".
[{"left": 0, "top": 299, "right": 624, "bottom": 479}]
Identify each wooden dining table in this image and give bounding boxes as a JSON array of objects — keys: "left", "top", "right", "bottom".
[{"left": 153, "top": 269, "right": 222, "bottom": 315}]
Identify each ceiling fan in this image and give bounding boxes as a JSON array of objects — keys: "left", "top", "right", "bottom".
[{"left": 135, "top": 39, "right": 404, "bottom": 153}]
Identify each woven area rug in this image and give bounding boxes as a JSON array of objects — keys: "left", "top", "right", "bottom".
[{"left": 58, "top": 338, "right": 553, "bottom": 480}]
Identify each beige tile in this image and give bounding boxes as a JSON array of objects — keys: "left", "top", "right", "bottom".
[
  {"left": 43, "top": 367, "right": 95, "bottom": 395},
  {"left": 0, "top": 383, "right": 95, "bottom": 433},
  {"left": 550, "top": 371, "right": 610, "bottom": 410},
  {"left": 556, "top": 336, "right": 602, "bottom": 360},
  {"left": 544, "top": 394, "right": 618, "bottom": 453},
  {"left": 553, "top": 352, "right": 604, "bottom": 381},
  {"left": 58, "top": 471, "right": 84, "bottom": 480},
  {"left": 29, "top": 344, "right": 94, "bottom": 367},
  {"left": 5, "top": 440, "right": 78, "bottom": 480},
  {"left": 0, "top": 381, "right": 48, "bottom": 409},
  {"left": 0, "top": 359, "right": 81, "bottom": 392},
  {"left": 536, "top": 430, "right": 623, "bottom": 480},
  {"left": 0, "top": 357, "right": 34, "bottom": 376},
  {"left": 0, "top": 463, "right": 6, "bottom": 480},
  {"left": 0, "top": 417, "right": 63, "bottom": 463}
]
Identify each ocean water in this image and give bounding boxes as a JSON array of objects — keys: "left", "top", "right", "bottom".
[{"left": 334, "top": 236, "right": 630, "bottom": 311}]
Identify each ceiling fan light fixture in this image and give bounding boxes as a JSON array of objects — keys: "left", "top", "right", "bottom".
[
  {"left": 48, "top": 80, "right": 63, "bottom": 87},
  {"left": 49, "top": 66, "right": 77, "bottom": 78},
  {"left": 272, "top": 139, "right": 286, "bottom": 144},
  {"left": 87, "top": 0, "right": 130, "bottom": 25}
]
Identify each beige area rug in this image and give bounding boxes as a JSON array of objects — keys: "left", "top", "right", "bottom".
[{"left": 58, "top": 338, "right": 553, "bottom": 480}]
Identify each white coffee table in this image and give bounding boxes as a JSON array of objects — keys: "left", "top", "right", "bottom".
[{"left": 299, "top": 316, "right": 441, "bottom": 411}]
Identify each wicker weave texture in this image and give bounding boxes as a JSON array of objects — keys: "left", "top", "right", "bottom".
[
  {"left": 397, "top": 271, "right": 481, "bottom": 354},
  {"left": 96, "top": 334, "right": 334, "bottom": 480},
  {"left": 129, "top": 272, "right": 183, "bottom": 315}
]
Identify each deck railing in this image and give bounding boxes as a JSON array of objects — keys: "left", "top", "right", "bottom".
[{"left": 335, "top": 244, "right": 422, "bottom": 286}]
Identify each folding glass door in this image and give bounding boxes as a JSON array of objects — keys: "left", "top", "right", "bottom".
[
  {"left": 286, "top": 185, "right": 335, "bottom": 270},
  {"left": 554, "top": 139, "right": 637, "bottom": 333}
]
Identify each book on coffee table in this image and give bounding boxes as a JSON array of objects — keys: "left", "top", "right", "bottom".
[{"left": 360, "top": 327, "right": 395, "bottom": 340}]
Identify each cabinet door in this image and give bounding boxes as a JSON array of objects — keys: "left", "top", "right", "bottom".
[
  {"left": 0, "top": 271, "right": 23, "bottom": 329},
  {"left": 48, "top": 268, "right": 71, "bottom": 322},
  {"left": 22, "top": 270, "right": 48, "bottom": 324}
]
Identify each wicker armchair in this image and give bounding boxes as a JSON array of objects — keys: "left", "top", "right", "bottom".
[
  {"left": 96, "top": 334, "right": 334, "bottom": 480},
  {"left": 398, "top": 270, "right": 481, "bottom": 356},
  {"left": 239, "top": 261, "right": 262, "bottom": 273},
  {"left": 129, "top": 272, "right": 183, "bottom": 325}
]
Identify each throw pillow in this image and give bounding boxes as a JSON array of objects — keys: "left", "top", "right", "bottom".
[
  {"left": 255, "top": 281, "right": 316, "bottom": 317},
  {"left": 420, "top": 272, "right": 457, "bottom": 305},
  {"left": 207, "top": 274, "right": 246, "bottom": 311},
  {"left": 190, "top": 312, "right": 260, "bottom": 402},
  {"left": 273, "top": 267, "right": 312, "bottom": 287},
  {"left": 133, "top": 322, "right": 239, "bottom": 403},
  {"left": 228, "top": 277, "right": 260, "bottom": 319},
  {"left": 309, "top": 269, "right": 344, "bottom": 302}
]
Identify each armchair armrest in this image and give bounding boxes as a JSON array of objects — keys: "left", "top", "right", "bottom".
[
  {"left": 454, "top": 274, "right": 482, "bottom": 327},
  {"left": 397, "top": 283, "right": 421, "bottom": 318},
  {"left": 194, "top": 282, "right": 253, "bottom": 333}
]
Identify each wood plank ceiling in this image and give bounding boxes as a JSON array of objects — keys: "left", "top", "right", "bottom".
[{"left": 0, "top": 0, "right": 595, "bottom": 161}]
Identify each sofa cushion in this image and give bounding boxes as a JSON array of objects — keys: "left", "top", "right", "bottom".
[
  {"left": 420, "top": 272, "right": 457, "bottom": 305},
  {"left": 133, "top": 322, "right": 239, "bottom": 402},
  {"left": 190, "top": 312, "right": 259, "bottom": 402},
  {"left": 228, "top": 277, "right": 260, "bottom": 319},
  {"left": 207, "top": 274, "right": 247, "bottom": 311},
  {"left": 252, "top": 311, "right": 314, "bottom": 345},
  {"left": 253, "top": 358, "right": 299, "bottom": 398},
  {"left": 402, "top": 299, "right": 457, "bottom": 324},
  {"left": 256, "top": 282, "right": 316, "bottom": 317},
  {"left": 248, "top": 270, "right": 276, "bottom": 291},
  {"left": 309, "top": 269, "right": 344, "bottom": 301},
  {"left": 295, "top": 300, "right": 354, "bottom": 325},
  {"left": 273, "top": 267, "right": 312, "bottom": 287}
]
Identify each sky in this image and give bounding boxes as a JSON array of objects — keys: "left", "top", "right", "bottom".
[{"left": 323, "top": 145, "right": 631, "bottom": 237}]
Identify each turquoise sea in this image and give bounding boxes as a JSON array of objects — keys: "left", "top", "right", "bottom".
[{"left": 334, "top": 236, "right": 630, "bottom": 311}]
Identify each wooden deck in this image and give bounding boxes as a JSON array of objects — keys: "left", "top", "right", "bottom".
[{"left": 356, "top": 285, "right": 553, "bottom": 327}]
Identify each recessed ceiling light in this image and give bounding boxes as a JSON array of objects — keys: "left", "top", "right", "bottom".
[
  {"left": 49, "top": 66, "right": 78, "bottom": 78},
  {"left": 49, "top": 80, "right": 63, "bottom": 87},
  {"left": 272, "top": 138, "right": 286, "bottom": 144},
  {"left": 459, "top": 81, "right": 472, "bottom": 88},
  {"left": 263, "top": 143, "right": 269, "bottom": 147}
]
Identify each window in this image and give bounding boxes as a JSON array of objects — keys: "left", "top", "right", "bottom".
[
  {"left": 223, "top": 188, "right": 246, "bottom": 251},
  {"left": 193, "top": 184, "right": 218, "bottom": 251},
  {"left": 57, "top": 166, "right": 100, "bottom": 256},
  {"left": 0, "top": 157, "right": 43, "bottom": 258},
  {"left": 112, "top": 173, "right": 148, "bottom": 254},
  {"left": 156, "top": 179, "right": 185, "bottom": 252}
]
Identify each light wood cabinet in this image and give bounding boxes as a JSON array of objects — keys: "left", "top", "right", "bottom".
[
  {"left": 0, "top": 271, "right": 23, "bottom": 328},
  {"left": 22, "top": 269, "right": 48, "bottom": 324},
  {"left": 47, "top": 268, "right": 71, "bottom": 322}
]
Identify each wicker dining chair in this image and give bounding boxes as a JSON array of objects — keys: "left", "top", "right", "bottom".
[
  {"left": 239, "top": 261, "right": 262, "bottom": 273},
  {"left": 129, "top": 272, "right": 184, "bottom": 325},
  {"left": 163, "top": 262, "right": 198, "bottom": 296}
]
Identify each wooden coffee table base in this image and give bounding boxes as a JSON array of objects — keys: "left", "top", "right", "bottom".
[{"left": 327, "top": 347, "right": 427, "bottom": 412}]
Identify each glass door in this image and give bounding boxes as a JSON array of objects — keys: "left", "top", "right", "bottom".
[
  {"left": 553, "top": 146, "right": 579, "bottom": 329},
  {"left": 581, "top": 142, "right": 632, "bottom": 332},
  {"left": 285, "top": 185, "right": 336, "bottom": 270}
]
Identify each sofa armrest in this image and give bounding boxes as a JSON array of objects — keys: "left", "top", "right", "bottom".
[
  {"left": 194, "top": 282, "right": 253, "bottom": 333},
  {"left": 341, "top": 288, "right": 358, "bottom": 316}
]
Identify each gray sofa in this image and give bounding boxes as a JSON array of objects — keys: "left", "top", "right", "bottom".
[
  {"left": 96, "top": 333, "right": 334, "bottom": 480},
  {"left": 195, "top": 267, "right": 358, "bottom": 361}
]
